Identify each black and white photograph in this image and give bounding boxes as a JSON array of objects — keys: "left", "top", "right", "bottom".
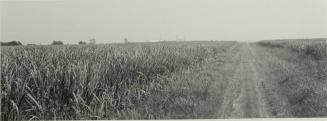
[{"left": 1, "top": 0, "right": 327, "bottom": 120}]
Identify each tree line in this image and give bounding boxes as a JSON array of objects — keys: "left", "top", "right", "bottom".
[
  {"left": 1, "top": 38, "right": 131, "bottom": 46},
  {"left": 1, "top": 39, "right": 97, "bottom": 46}
]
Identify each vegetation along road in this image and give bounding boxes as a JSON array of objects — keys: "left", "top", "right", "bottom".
[{"left": 1, "top": 39, "right": 326, "bottom": 120}]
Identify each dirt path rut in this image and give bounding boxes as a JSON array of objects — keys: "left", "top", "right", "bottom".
[{"left": 218, "top": 43, "right": 270, "bottom": 118}]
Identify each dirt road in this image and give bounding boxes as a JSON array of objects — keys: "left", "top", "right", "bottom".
[{"left": 217, "top": 43, "right": 271, "bottom": 118}]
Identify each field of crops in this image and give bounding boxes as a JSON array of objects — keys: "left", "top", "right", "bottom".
[
  {"left": 256, "top": 39, "right": 327, "bottom": 117},
  {"left": 2, "top": 39, "right": 326, "bottom": 120},
  {"left": 1, "top": 41, "right": 237, "bottom": 120},
  {"left": 258, "top": 39, "right": 327, "bottom": 60}
]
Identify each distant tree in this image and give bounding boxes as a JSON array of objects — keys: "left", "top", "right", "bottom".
[
  {"left": 78, "top": 41, "right": 87, "bottom": 44},
  {"left": 1, "top": 41, "right": 22, "bottom": 46},
  {"left": 52, "top": 41, "right": 64, "bottom": 45},
  {"left": 27, "top": 44, "right": 36, "bottom": 46},
  {"left": 89, "top": 38, "right": 96, "bottom": 44},
  {"left": 124, "top": 38, "right": 129, "bottom": 43}
]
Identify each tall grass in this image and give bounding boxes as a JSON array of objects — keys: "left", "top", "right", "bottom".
[
  {"left": 258, "top": 39, "right": 327, "bottom": 60},
  {"left": 1, "top": 42, "right": 236, "bottom": 120},
  {"left": 256, "top": 39, "right": 327, "bottom": 117}
]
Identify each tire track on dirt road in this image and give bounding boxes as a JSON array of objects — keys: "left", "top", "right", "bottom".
[{"left": 218, "top": 43, "right": 270, "bottom": 118}]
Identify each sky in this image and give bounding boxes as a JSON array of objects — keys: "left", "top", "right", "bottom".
[{"left": 1, "top": 0, "right": 327, "bottom": 44}]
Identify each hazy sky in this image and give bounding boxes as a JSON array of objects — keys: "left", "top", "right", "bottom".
[{"left": 1, "top": 0, "right": 327, "bottom": 44}]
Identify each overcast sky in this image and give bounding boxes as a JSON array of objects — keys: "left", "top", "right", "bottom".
[{"left": 1, "top": 0, "right": 327, "bottom": 44}]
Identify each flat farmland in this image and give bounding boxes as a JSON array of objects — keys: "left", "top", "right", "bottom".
[{"left": 1, "top": 40, "right": 326, "bottom": 120}]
